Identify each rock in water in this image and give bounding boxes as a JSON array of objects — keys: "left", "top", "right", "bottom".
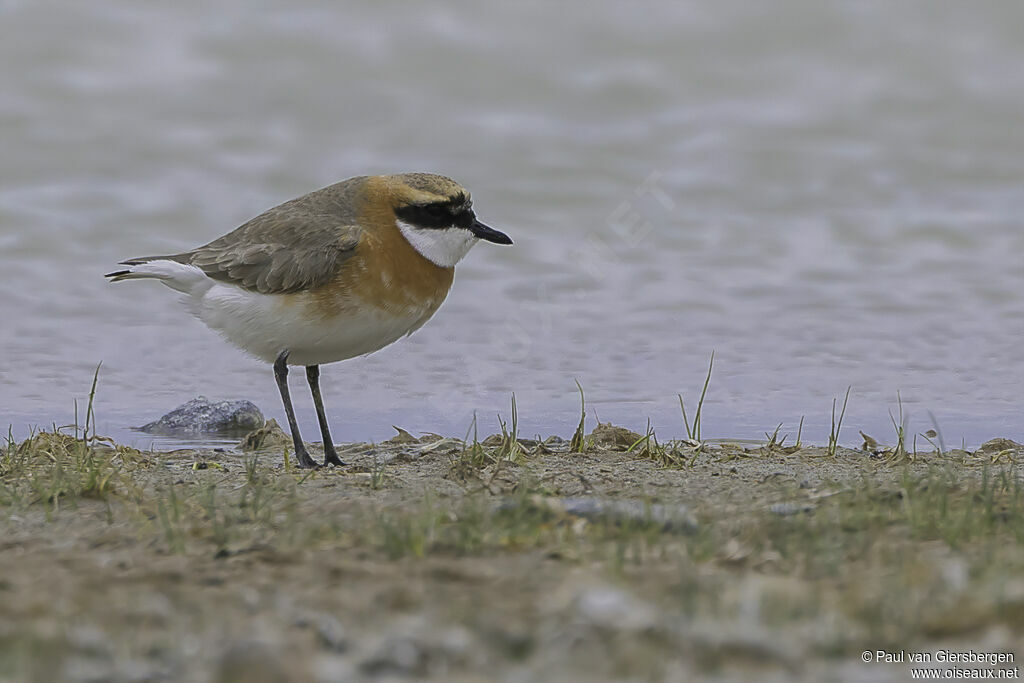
[{"left": 140, "top": 397, "right": 264, "bottom": 435}]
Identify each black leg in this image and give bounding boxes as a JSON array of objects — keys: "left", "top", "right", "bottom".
[
  {"left": 307, "top": 365, "right": 345, "bottom": 466},
  {"left": 274, "top": 350, "right": 318, "bottom": 469}
]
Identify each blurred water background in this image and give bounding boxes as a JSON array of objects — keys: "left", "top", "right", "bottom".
[{"left": 2, "top": 0, "right": 1022, "bottom": 449}]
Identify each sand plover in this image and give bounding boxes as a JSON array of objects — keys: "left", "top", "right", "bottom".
[{"left": 106, "top": 173, "right": 512, "bottom": 468}]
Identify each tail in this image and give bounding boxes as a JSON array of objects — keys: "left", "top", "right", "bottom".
[{"left": 105, "top": 255, "right": 210, "bottom": 295}]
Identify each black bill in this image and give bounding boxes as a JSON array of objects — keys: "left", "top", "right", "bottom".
[{"left": 470, "top": 220, "right": 513, "bottom": 245}]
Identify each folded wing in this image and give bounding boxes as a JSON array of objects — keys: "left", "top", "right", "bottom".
[{"left": 119, "top": 181, "right": 365, "bottom": 295}]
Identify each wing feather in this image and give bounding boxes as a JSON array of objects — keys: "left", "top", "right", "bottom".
[{"left": 123, "top": 178, "right": 367, "bottom": 294}]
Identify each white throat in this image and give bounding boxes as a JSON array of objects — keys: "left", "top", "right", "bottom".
[{"left": 396, "top": 219, "right": 478, "bottom": 268}]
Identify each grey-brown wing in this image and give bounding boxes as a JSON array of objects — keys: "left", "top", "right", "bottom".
[
  {"left": 182, "top": 206, "right": 362, "bottom": 294},
  {"left": 119, "top": 177, "right": 368, "bottom": 294}
]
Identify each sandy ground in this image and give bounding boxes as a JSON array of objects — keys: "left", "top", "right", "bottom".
[{"left": 2, "top": 424, "right": 1024, "bottom": 682}]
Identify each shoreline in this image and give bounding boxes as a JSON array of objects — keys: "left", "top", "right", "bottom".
[
  {"left": 6, "top": 383, "right": 1022, "bottom": 454},
  {"left": 3, "top": 424, "right": 1023, "bottom": 681}
]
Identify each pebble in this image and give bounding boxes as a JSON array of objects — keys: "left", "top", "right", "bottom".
[
  {"left": 360, "top": 637, "right": 425, "bottom": 677},
  {"left": 499, "top": 495, "right": 698, "bottom": 533},
  {"left": 574, "top": 585, "right": 658, "bottom": 632},
  {"left": 294, "top": 612, "right": 347, "bottom": 653},
  {"left": 975, "top": 438, "right": 1023, "bottom": 455},
  {"left": 768, "top": 502, "right": 816, "bottom": 516},
  {"left": 215, "top": 642, "right": 287, "bottom": 683}
]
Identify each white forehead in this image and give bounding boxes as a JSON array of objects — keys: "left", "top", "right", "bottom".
[{"left": 396, "top": 220, "right": 478, "bottom": 268}]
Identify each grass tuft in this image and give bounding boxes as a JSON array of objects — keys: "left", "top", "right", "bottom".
[
  {"left": 569, "top": 380, "right": 588, "bottom": 453},
  {"left": 1, "top": 365, "right": 146, "bottom": 513},
  {"left": 449, "top": 412, "right": 489, "bottom": 482},
  {"left": 679, "top": 351, "right": 714, "bottom": 445},
  {"left": 887, "top": 392, "right": 909, "bottom": 462},
  {"left": 496, "top": 393, "right": 524, "bottom": 462},
  {"left": 764, "top": 423, "right": 787, "bottom": 450},
  {"left": 827, "top": 386, "right": 851, "bottom": 458}
]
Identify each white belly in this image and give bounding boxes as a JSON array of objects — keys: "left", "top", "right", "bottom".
[{"left": 190, "top": 281, "right": 436, "bottom": 366}]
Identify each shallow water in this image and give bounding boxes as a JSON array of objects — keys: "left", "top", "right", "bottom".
[{"left": 2, "top": 1, "right": 1022, "bottom": 449}]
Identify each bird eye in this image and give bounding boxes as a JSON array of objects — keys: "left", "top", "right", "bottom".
[
  {"left": 396, "top": 202, "right": 455, "bottom": 228},
  {"left": 413, "top": 203, "right": 454, "bottom": 228}
]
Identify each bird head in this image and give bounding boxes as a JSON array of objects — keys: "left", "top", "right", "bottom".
[{"left": 384, "top": 173, "right": 512, "bottom": 268}]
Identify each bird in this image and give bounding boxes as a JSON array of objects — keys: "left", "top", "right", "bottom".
[{"left": 106, "top": 173, "right": 512, "bottom": 469}]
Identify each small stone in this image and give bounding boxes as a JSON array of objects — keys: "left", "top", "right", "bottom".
[
  {"left": 294, "top": 613, "right": 347, "bottom": 653},
  {"left": 975, "top": 438, "right": 1023, "bottom": 455},
  {"left": 311, "top": 655, "right": 353, "bottom": 683},
  {"left": 385, "top": 426, "right": 419, "bottom": 444},
  {"left": 436, "top": 626, "right": 473, "bottom": 660},
  {"left": 574, "top": 585, "right": 658, "bottom": 632},
  {"left": 589, "top": 422, "right": 643, "bottom": 450},
  {"left": 316, "top": 617, "right": 346, "bottom": 652},
  {"left": 140, "top": 397, "right": 264, "bottom": 436},
  {"left": 360, "top": 637, "right": 426, "bottom": 677},
  {"left": 239, "top": 419, "right": 291, "bottom": 451},
  {"left": 500, "top": 495, "right": 697, "bottom": 533},
  {"left": 409, "top": 438, "right": 464, "bottom": 458},
  {"left": 215, "top": 642, "right": 287, "bottom": 683},
  {"left": 418, "top": 432, "right": 444, "bottom": 443},
  {"left": 769, "top": 502, "right": 816, "bottom": 516}
]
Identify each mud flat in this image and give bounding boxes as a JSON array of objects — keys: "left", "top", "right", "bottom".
[{"left": 2, "top": 424, "right": 1023, "bottom": 682}]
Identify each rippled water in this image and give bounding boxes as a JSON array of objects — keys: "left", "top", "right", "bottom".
[{"left": 2, "top": 1, "right": 1022, "bottom": 448}]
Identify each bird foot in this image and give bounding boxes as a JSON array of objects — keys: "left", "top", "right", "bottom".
[
  {"left": 323, "top": 446, "right": 346, "bottom": 467},
  {"left": 295, "top": 449, "right": 321, "bottom": 469}
]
